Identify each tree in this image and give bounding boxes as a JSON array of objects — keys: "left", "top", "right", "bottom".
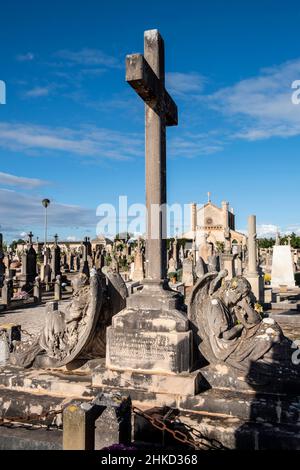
[
  {"left": 258, "top": 238, "right": 275, "bottom": 249},
  {"left": 115, "top": 232, "right": 133, "bottom": 242},
  {"left": 11, "top": 238, "right": 25, "bottom": 251}
]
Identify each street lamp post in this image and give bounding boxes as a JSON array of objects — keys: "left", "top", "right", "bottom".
[
  {"left": 42, "top": 199, "right": 50, "bottom": 267},
  {"left": 42, "top": 199, "right": 50, "bottom": 250}
]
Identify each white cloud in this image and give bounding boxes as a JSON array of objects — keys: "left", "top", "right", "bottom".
[
  {"left": 0, "top": 122, "right": 224, "bottom": 161},
  {"left": 16, "top": 52, "right": 35, "bottom": 62},
  {"left": 0, "top": 172, "right": 48, "bottom": 189},
  {"left": 0, "top": 123, "right": 143, "bottom": 161},
  {"left": 55, "top": 48, "right": 120, "bottom": 68},
  {"left": 0, "top": 188, "right": 96, "bottom": 239},
  {"left": 67, "top": 236, "right": 76, "bottom": 241},
  {"left": 285, "top": 225, "right": 300, "bottom": 236},
  {"left": 24, "top": 86, "right": 52, "bottom": 98},
  {"left": 169, "top": 131, "right": 223, "bottom": 158},
  {"left": 166, "top": 72, "right": 206, "bottom": 97},
  {"left": 209, "top": 58, "right": 300, "bottom": 140},
  {"left": 257, "top": 224, "right": 279, "bottom": 237}
]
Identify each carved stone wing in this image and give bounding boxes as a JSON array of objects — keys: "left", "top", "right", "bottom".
[
  {"left": 53, "top": 272, "right": 104, "bottom": 366},
  {"left": 188, "top": 272, "right": 219, "bottom": 324}
]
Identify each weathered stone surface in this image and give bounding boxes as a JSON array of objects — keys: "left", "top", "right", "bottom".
[
  {"left": 106, "top": 280, "right": 191, "bottom": 374},
  {"left": 179, "top": 388, "right": 300, "bottom": 425},
  {"left": 0, "top": 365, "right": 94, "bottom": 398},
  {"left": 93, "top": 364, "right": 201, "bottom": 395},
  {"left": 172, "top": 412, "right": 300, "bottom": 450},
  {"left": 182, "top": 258, "right": 194, "bottom": 287},
  {"left": 106, "top": 327, "right": 191, "bottom": 373},
  {"left": 0, "top": 426, "right": 62, "bottom": 450},
  {"left": 0, "top": 388, "right": 66, "bottom": 427},
  {"left": 199, "top": 362, "right": 300, "bottom": 394},
  {"left": 63, "top": 402, "right": 95, "bottom": 450},
  {"left": 94, "top": 393, "right": 131, "bottom": 450}
]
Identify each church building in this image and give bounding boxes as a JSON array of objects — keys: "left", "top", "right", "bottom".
[{"left": 183, "top": 194, "right": 246, "bottom": 250}]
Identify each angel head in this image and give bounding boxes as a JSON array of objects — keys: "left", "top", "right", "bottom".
[{"left": 221, "top": 276, "right": 251, "bottom": 307}]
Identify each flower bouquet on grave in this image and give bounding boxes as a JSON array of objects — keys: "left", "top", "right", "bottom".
[{"left": 13, "top": 291, "right": 30, "bottom": 300}]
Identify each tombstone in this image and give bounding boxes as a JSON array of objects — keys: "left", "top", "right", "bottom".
[
  {"left": 0, "top": 233, "right": 6, "bottom": 288},
  {"left": 0, "top": 253, "right": 5, "bottom": 289},
  {"left": 54, "top": 274, "right": 62, "bottom": 301},
  {"left": 62, "top": 252, "right": 68, "bottom": 269},
  {"left": 63, "top": 393, "right": 131, "bottom": 450},
  {"left": 19, "top": 231, "right": 37, "bottom": 291},
  {"left": 271, "top": 245, "right": 296, "bottom": 288},
  {"left": 131, "top": 238, "right": 145, "bottom": 282},
  {"left": 172, "top": 237, "right": 178, "bottom": 270},
  {"left": 0, "top": 324, "right": 21, "bottom": 365},
  {"left": 220, "top": 252, "right": 235, "bottom": 280},
  {"left": 41, "top": 245, "right": 51, "bottom": 282},
  {"left": 179, "top": 245, "right": 184, "bottom": 266},
  {"left": 198, "top": 233, "right": 211, "bottom": 262},
  {"left": 75, "top": 254, "right": 81, "bottom": 271},
  {"left": 44, "top": 263, "right": 52, "bottom": 291},
  {"left": 234, "top": 247, "right": 243, "bottom": 276},
  {"left": 0, "top": 330, "right": 10, "bottom": 366},
  {"left": 69, "top": 251, "right": 75, "bottom": 271},
  {"left": 33, "top": 276, "right": 42, "bottom": 303},
  {"left": 51, "top": 234, "right": 61, "bottom": 281},
  {"left": 81, "top": 237, "right": 90, "bottom": 278},
  {"left": 192, "top": 238, "right": 197, "bottom": 265},
  {"left": 103, "top": 30, "right": 191, "bottom": 384},
  {"left": 94, "top": 247, "right": 104, "bottom": 271},
  {"left": 3, "top": 253, "right": 11, "bottom": 270},
  {"left": 1, "top": 277, "right": 13, "bottom": 306},
  {"left": 167, "top": 257, "right": 176, "bottom": 275}
]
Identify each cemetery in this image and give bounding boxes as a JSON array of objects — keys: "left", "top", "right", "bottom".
[{"left": 1, "top": 9, "right": 300, "bottom": 455}]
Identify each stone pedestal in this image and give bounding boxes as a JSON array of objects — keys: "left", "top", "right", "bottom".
[
  {"left": 246, "top": 273, "right": 265, "bottom": 303},
  {"left": 221, "top": 253, "right": 235, "bottom": 279},
  {"left": 106, "top": 281, "right": 191, "bottom": 375},
  {"left": 182, "top": 258, "right": 194, "bottom": 287}
]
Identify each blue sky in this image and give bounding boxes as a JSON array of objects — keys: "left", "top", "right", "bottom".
[{"left": 0, "top": 0, "right": 300, "bottom": 242}]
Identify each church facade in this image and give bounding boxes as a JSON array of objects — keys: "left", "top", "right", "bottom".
[{"left": 183, "top": 197, "right": 246, "bottom": 250}]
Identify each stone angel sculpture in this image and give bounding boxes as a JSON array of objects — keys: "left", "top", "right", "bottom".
[
  {"left": 11, "top": 268, "right": 128, "bottom": 368},
  {"left": 188, "top": 270, "right": 299, "bottom": 387}
]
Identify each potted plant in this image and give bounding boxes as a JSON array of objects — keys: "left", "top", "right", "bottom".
[{"left": 168, "top": 272, "right": 177, "bottom": 284}]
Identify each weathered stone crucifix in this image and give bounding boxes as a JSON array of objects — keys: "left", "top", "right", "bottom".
[
  {"left": 126, "top": 29, "right": 178, "bottom": 281},
  {"left": 27, "top": 231, "right": 34, "bottom": 246}
]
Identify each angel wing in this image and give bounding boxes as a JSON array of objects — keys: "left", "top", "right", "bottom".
[{"left": 188, "top": 270, "right": 228, "bottom": 365}]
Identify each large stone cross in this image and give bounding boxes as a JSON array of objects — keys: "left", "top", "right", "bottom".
[{"left": 126, "top": 29, "right": 178, "bottom": 281}]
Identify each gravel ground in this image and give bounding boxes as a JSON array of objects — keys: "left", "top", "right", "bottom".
[{"left": 0, "top": 292, "right": 71, "bottom": 337}]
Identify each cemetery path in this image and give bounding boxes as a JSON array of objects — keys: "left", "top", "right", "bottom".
[{"left": 0, "top": 298, "right": 70, "bottom": 337}]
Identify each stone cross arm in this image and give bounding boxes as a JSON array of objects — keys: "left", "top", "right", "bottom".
[{"left": 126, "top": 53, "right": 178, "bottom": 126}]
